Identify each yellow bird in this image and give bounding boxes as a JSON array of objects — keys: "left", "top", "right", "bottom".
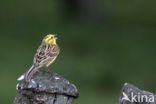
[{"left": 18, "top": 34, "right": 60, "bottom": 82}]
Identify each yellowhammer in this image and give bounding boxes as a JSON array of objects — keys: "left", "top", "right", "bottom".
[{"left": 17, "top": 34, "right": 60, "bottom": 82}]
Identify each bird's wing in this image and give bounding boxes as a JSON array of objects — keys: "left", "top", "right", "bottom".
[{"left": 34, "top": 44, "right": 59, "bottom": 67}]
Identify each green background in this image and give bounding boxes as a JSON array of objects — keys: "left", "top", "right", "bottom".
[{"left": 0, "top": 0, "right": 156, "bottom": 103}]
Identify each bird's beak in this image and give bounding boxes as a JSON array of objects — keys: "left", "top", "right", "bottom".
[
  {"left": 53, "top": 34, "right": 57, "bottom": 36},
  {"left": 54, "top": 37, "right": 58, "bottom": 39},
  {"left": 54, "top": 34, "right": 57, "bottom": 39}
]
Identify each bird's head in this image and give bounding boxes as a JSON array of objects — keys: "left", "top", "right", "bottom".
[{"left": 43, "top": 34, "right": 57, "bottom": 45}]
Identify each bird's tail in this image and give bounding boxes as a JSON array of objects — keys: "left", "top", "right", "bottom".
[
  {"left": 17, "top": 65, "right": 37, "bottom": 82},
  {"left": 24, "top": 65, "right": 37, "bottom": 82}
]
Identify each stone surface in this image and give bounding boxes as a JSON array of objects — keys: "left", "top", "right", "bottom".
[
  {"left": 118, "top": 83, "right": 156, "bottom": 104},
  {"left": 14, "top": 70, "right": 79, "bottom": 104}
]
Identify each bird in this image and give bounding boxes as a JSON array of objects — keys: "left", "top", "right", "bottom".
[{"left": 17, "top": 34, "right": 60, "bottom": 82}]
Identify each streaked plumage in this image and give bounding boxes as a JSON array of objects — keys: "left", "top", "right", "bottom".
[{"left": 17, "top": 34, "right": 60, "bottom": 82}]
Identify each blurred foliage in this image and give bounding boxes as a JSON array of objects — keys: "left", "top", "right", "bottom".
[{"left": 0, "top": 0, "right": 156, "bottom": 103}]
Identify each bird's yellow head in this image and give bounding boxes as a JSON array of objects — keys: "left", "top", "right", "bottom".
[{"left": 43, "top": 34, "right": 57, "bottom": 45}]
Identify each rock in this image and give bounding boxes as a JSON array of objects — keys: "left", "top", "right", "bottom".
[
  {"left": 118, "top": 83, "right": 156, "bottom": 104},
  {"left": 14, "top": 70, "right": 79, "bottom": 104}
]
